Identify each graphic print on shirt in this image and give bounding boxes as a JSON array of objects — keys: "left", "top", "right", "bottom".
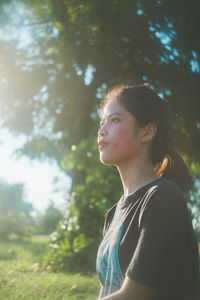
[{"left": 96, "top": 223, "right": 124, "bottom": 296}]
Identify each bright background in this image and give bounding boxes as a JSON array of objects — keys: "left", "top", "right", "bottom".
[{"left": 0, "top": 128, "right": 71, "bottom": 213}]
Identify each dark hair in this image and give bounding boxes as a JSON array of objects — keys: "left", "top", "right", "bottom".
[{"left": 101, "top": 84, "right": 193, "bottom": 194}]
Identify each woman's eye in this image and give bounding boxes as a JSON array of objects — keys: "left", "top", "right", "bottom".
[{"left": 111, "top": 117, "right": 119, "bottom": 124}]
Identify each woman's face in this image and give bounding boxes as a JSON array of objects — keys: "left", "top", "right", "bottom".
[{"left": 97, "top": 99, "right": 144, "bottom": 166}]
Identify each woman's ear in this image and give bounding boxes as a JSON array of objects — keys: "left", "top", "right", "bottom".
[{"left": 142, "top": 122, "right": 157, "bottom": 143}]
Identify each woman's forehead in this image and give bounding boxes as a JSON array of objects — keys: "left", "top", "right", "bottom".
[{"left": 100, "top": 99, "right": 124, "bottom": 119}]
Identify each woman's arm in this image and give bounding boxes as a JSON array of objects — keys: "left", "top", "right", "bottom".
[
  {"left": 100, "top": 276, "right": 155, "bottom": 300},
  {"left": 98, "top": 285, "right": 105, "bottom": 299}
]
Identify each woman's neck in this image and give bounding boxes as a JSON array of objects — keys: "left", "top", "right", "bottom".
[{"left": 117, "top": 157, "right": 159, "bottom": 198}]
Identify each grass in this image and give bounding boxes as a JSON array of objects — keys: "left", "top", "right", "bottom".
[
  {"left": 0, "top": 236, "right": 100, "bottom": 300},
  {"left": 1, "top": 236, "right": 199, "bottom": 299}
]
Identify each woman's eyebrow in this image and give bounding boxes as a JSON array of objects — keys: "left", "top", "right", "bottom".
[
  {"left": 100, "top": 112, "right": 122, "bottom": 123},
  {"left": 108, "top": 112, "right": 122, "bottom": 118}
]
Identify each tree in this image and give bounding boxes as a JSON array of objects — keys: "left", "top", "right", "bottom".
[{"left": 0, "top": 0, "right": 199, "bottom": 167}]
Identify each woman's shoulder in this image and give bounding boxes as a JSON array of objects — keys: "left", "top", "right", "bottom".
[
  {"left": 138, "top": 178, "right": 189, "bottom": 229},
  {"left": 144, "top": 177, "right": 187, "bottom": 209}
]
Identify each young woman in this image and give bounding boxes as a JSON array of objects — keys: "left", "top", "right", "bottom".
[{"left": 96, "top": 85, "right": 199, "bottom": 300}]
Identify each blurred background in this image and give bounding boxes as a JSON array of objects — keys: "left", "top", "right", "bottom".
[{"left": 0, "top": 0, "right": 199, "bottom": 299}]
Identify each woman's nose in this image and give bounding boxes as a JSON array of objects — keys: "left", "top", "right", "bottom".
[
  {"left": 98, "top": 128, "right": 104, "bottom": 138},
  {"left": 98, "top": 124, "right": 107, "bottom": 137}
]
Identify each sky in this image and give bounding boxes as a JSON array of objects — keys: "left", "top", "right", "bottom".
[{"left": 0, "top": 128, "right": 71, "bottom": 214}]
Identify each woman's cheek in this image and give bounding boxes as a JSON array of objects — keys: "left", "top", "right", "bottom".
[{"left": 111, "top": 127, "right": 134, "bottom": 151}]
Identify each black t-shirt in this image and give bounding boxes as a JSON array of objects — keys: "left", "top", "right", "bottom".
[{"left": 96, "top": 177, "right": 199, "bottom": 299}]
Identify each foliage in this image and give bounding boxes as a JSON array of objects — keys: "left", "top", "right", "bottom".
[
  {"left": 0, "top": 181, "right": 34, "bottom": 240},
  {"left": 188, "top": 174, "right": 200, "bottom": 231},
  {"left": 35, "top": 202, "right": 63, "bottom": 235},
  {"left": 0, "top": 181, "right": 33, "bottom": 215},
  {"left": 0, "top": 211, "right": 34, "bottom": 240}
]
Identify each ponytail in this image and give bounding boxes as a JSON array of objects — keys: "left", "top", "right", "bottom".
[{"left": 157, "top": 146, "right": 193, "bottom": 194}]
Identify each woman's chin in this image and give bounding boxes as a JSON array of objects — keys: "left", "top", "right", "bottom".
[
  {"left": 99, "top": 153, "right": 117, "bottom": 165},
  {"left": 99, "top": 157, "right": 112, "bottom": 165}
]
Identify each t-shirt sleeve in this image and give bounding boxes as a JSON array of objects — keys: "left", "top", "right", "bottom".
[{"left": 125, "top": 186, "right": 187, "bottom": 288}]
